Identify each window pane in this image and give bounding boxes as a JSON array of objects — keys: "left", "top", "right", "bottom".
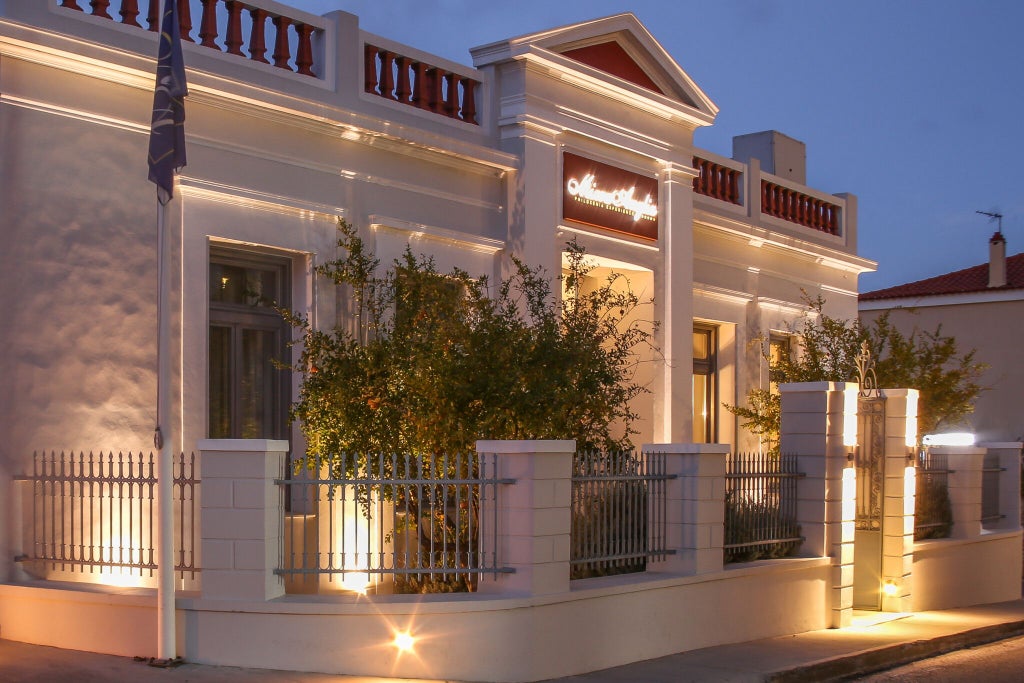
[
  {"left": 208, "top": 326, "right": 232, "bottom": 439},
  {"left": 239, "top": 328, "right": 278, "bottom": 439},
  {"left": 210, "top": 263, "right": 278, "bottom": 307},
  {"left": 693, "top": 374, "right": 709, "bottom": 443},
  {"left": 693, "top": 330, "right": 709, "bottom": 360}
]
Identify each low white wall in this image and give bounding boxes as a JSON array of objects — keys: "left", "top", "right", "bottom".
[
  {"left": 0, "top": 558, "right": 829, "bottom": 682},
  {"left": 0, "top": 582, "right": 171, "bottom": 657},
  {"left": 912, "top": 530, "right": 1023, "bottom": 612}
]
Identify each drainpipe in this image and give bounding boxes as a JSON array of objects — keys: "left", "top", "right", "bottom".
[{"left": 989, "top": 231, "right": 1007, "bottom": 288}]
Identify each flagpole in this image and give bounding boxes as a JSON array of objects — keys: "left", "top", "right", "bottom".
[
  {"left": 155, "top": 197, "right": 176, "bottom": 662},
  {"left": 148, "top": 0, "right": 187, "bottom": 661}
]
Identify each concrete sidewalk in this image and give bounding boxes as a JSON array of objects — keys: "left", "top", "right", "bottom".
[{"left": 3, "top": 600, "right": 1024, "bottom": 682}]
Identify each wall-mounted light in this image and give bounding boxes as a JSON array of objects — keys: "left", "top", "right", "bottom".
[
  {"left": 882, "top": 580, "right": 899, "bottom": 597},
  {"left": 922, "top": 433, "right": 976, "bottom": 447}
]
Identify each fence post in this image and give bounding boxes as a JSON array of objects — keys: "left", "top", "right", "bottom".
[
  {"left": 644, "top": 443, "right": 726, "bottom": 575},
  {"left": 779, "top": 381, "right": 857, "bottom": 628},
  {"left": 878, "top": 388, "right": 917, "bottom": 613},
  {"left": 978, "top": 442, "right": 1022, "bottom": 532},
  {"left": 475, "top": 440, "right": 574, "bottom": 597},
  {"left": 199, "top": 439, "right": 289, "bottom": 601},
  {"left": 938, "top": 446, "right": 986, "bottom": 539}
]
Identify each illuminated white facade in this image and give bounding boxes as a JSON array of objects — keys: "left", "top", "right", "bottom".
[{"left": 0, "top": 2, "right": 874, "bottom": 578}]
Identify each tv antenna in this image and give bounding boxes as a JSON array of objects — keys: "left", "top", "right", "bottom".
[{"left": 977, "top": 210, "right": 1004, "bottom": 232}]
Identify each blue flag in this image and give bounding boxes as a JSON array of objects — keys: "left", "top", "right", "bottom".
[{"left": 148, "top": 0, "right": 188, "bottom": 205}]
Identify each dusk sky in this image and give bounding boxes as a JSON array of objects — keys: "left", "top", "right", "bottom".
[{"left": 288, "top": 1, "right": 1022, "bottom": 292}]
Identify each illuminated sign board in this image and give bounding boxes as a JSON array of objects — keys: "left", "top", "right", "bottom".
[{"left": 562, "top": 152, "right": 659, "bottom": 240}]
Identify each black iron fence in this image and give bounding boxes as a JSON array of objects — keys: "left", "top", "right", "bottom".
[
  {"left": 570, "top": 450, "right": 675, "bottom": 580},
  {"left": 14, "top": 451, "right": 200, "bottom": 584},
  {"left": 914, "top": 449, "right": 953, "bottom": 540},
  {"left": 724, "top": 452, "right": 803, "bottom": 563}
]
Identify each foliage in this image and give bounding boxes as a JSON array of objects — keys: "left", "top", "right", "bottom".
[
  {"left": 913, "top": 472, "right": 953, "bottom": 541},
  {"left": 281, "top": 219, "right": 656, "bottom": 591},
  {"left": 723, "top": 491, "right": 802, "bottom": 563},
  {"left": 726, "top": 296, "right": 987, "bottom": 453}
]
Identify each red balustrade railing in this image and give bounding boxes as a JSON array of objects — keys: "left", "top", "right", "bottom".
[
  {"left": 364, "top": 44, "right": 479, "bottom": 125},
  {"left": 761, "top": 180, "right": 839, "bottom": 235},
  {"left": 59, "top": 0, "right": 320, "bottom": 77},
  {"left": 692, "top": 156, "right": 741, "bottom": 205}
]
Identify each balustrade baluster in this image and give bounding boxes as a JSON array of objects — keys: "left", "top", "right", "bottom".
[
  {"left": 272, "top": 16, "right": 293, "bottom": 70},
  {"left": 224, "top": 1, "right": 244, "bottom": 55},
  {"left": 379, "top": 51, "right": 396, "bottom": 99},
  {"left": 728, "top": 169, "right": 739, "bottom": 203},
  {"left": 444, "top": 72, "right": 458, "bottom": 118},
  {"left": 147, "top": 0, "right": 159, "bottom": 31},
  {"left": 828, "top": 206, "right": 839, "bottom": 234},
  {"left": 364, "top": 44, "right": 379, "bottom": 94},
  {"left": 198, "top": 0, "right": 220, "bottom": 49},
  {"left": 412, "top": 62, "right": 429, "bottom": 108},
  {"left": 427, "top": 67, "right": 444, "bottom": 115},
  {"left": 120, "top": 0, "right": 142, "bottom": 27},
  {"left": 460, "top": 78, "right": 477, "bottom": 124},
  {"left": 811, "top": 199, "right": 822, "bottom": 229},
  {"left": 295, "top": 23, "right": 315, "bottom": 76},
  {"left": 395, "top": 56, "right": 411, "bottom": 103},
  {"left": 248, "top": 8, "right": 269, "bottom": 63},
  {"left": 61, "top": 1, "right": 84, "bottom": 10},
  {"left": 89, "top": 0, "right": 112, "bottom": 18},
  {"left": 177, "top": 0, "right": 193, "bottom": 42},
  {"left": 795, "top": 194, "right": 805, "bottom": 225}
]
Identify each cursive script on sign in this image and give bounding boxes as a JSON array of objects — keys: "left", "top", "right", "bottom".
[{"left": 566, "top": 174, "right": 658, "bottom": 222}]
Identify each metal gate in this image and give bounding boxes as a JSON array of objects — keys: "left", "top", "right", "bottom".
[{"left": 853, "top": 397, "right": 885, "bottom": 610}]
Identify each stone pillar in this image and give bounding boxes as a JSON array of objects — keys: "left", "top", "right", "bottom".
[
  {"left": 779, "top": 381, "right": 857, "bottom": 628},
  {"left": 978, "top": 443, "right": 1023, "bottom": 532},
  {"left": 643, "top": 443, "right": 727, "bottom": 575},
  {"left": 939, "top": 446, "right": 986, "bottom": 539},
  {"left": 879, "top": 389, "right": 917, "bottom": 613},
  {"left": 199, "top": 439, "right": 289, "bottom": 601},
  {"left": 476, "top": 440, "right": 574, "bottom": 597},
  {"left": 653, "top": 163, "right": 698, "bottom": 444}
]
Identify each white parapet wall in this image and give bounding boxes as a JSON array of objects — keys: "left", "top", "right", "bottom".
[
  {"left": 912, "top": 531, "right": 1023, "bottom": 611},
  {"left": 0, "top": 557, "right": 830, "bottom": 682}
]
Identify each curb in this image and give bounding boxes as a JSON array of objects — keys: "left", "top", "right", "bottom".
[{"left": 766, "top": 619, "right": 1024, "bottom": 682}]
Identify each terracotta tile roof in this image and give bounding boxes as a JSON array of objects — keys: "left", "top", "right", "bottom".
[{"left": 860, "top": 251, "right": 1024, "bottom": 301}]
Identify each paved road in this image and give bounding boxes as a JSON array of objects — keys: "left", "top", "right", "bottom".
[{"left": 854, "top": 633, "right": 1024, "bottom": 682}]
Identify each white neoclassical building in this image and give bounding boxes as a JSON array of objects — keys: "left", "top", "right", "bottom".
[{"left": 0, "top": 2, "right": 872, "bottom": 472}]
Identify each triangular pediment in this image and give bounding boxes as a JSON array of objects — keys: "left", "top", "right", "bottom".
[{"left": 471, "top": 13, "right": 717, "bottom": 125}]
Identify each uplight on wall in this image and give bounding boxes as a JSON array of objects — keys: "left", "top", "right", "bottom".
[
  {"left": 843, "top": 387, "right": 859, "bottom": 449},
  {"left": 393, "top": 630, "right": 415, "bottom": 653},
  {"left": 882, "top": 580, "right": 899, "bottom": 597},
  {"left": 905, "top": 392, "right": 919, "bottom": 449}
]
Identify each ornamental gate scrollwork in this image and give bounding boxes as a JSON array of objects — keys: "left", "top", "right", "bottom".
[{"left": 856, "top": 398, "right": 885, "bottom": 530}]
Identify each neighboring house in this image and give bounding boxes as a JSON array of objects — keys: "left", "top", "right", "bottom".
[
  {"left": 0, "top": 2, "right": 873, "bottom": 582},
  {"left": 859, "top": 231, "right": 1024, "bottom": 441}
]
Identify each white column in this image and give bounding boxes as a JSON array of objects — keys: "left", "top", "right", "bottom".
[
  {"left": 653, "top": 162, "right": 697, "bottom": 443},
  {"left": 199, "top": 439, "right": 289, "bottom": 601},
  {"left": 978, "top": 442, "right": 1023, "bottom": 531},
  {"left": 643, "top": 443, "right": 727, "bottom": 575},
  {"left": 939, "top": 446, "right": 986, "bottom": 539},
  {"left": 779, "top": 381, "right": 857, "bottom": 628},
  {"left": 476, "top": 440, "right": 574, "bottom": 597},
  {"left": 879, "top": 389, "right": 917, "bottom": 613}
]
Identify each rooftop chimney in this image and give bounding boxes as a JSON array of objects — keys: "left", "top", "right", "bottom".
[{"left": 989, "top": 231, "right": 1007, "bottom": 288}]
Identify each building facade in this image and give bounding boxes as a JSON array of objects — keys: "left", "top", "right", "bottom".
[
  {"left": 860, "top": 231, "right": 1024, "bottom": 442},
  {"left": 0, "top": 1, "right": 874, "bottom": 584}
]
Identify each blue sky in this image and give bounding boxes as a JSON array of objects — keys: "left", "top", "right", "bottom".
[{"left": 287, "top": 1, "right": 1023, "bottom": 291}]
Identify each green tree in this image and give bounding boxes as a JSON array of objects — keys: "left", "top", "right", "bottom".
[
  {"left": 727, "top": 296, "right": 986, "bottom": 453},
  {"left": 281, "top": 220, "right": 656, "bottom": 591}
]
